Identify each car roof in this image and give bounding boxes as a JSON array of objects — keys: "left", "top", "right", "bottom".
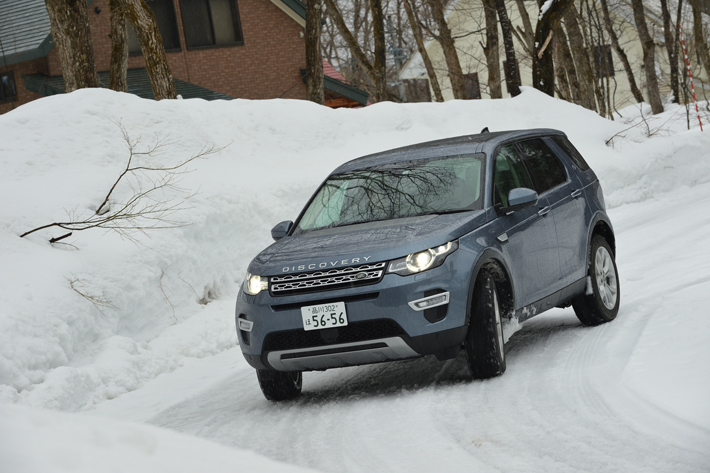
[{"left": 333, "top": 128, "right": 566, "bottom": 174}]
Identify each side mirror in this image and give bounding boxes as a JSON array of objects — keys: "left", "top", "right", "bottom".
[
  {"left": 271, "top": 220, "right": 293, "bottom": 241},
  {"left": 502, "top": 187, "right": 538, "bottom": 213}
]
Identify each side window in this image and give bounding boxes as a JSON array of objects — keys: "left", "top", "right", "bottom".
[
  {"left": 551, "top": 135, "right": 590, "bottom": 171},
  {"left": 516, "top": 139, "right": 567, "bottom": 194},
  {"left": 493, "top": 145, "right": 535, "bottom": 207},
  {"left": 180, "top": 0, "right": 244, "bottom": 49},
  {"left": 0, "top": 72, "right": 17, "bottom": 104}
]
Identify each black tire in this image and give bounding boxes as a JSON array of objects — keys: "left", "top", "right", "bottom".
[
  {"left": 256, "top": 369, "right": 302, "bottom": 401},
  {"left": 572, "top": 235, "right": 620, "bottom": 326},
  {"left": 464, "top": 269, "right": 506, "bottom": 379}
]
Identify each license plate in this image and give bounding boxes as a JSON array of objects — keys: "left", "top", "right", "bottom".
[{"left": 301, "top": 302, "right": 348, "bottom": 331}]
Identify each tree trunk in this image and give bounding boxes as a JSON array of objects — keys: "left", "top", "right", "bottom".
[
  {"left": 533, "top": 0, "right": 574, "bottom": 96},
  {"left": 305, "top": 0, "right": 325, "bottom": 104},
  {"left": 564, "top": 5, "right": 596, "bottom": 110},
  {"left": 690, "top": 0, "right": 710, "bottom": 80},
  {"left": 514, "top": 0, "right": 534, "bottom": 53},
  {"left": 402, "top": 0, "right": 444, "bottom": 102},
  {"left": 599, "top": 0, "right": 644, "bottom": 104},
  {"left": 45, "top": 0, "right": 98, "bottom": 92},
  {"left": 121, "top": 0, "right": 176, "bottom": 100},
  {"left": 427, "top": 0, "right": 468, "bottom": 99},
  {"left": 109, "top": 0, "right": 128, "bottom": 92},
  {"left": 493, "top": 0, "right": 521, "bottom": 97},
  {"left": 553, "top": 28, "right": 571, "bottom": 101},
  {"left": 323, "top": 0, "right": 378, "bottom": 92},
  {"left": 370, "top": 0, "right": 388, "bottom": 101},
  {"left": 631, "top": 0, "right": 663, "bottom": 114},
  {"left": 481, "top": 0, "right": 502, "bottom": 98},
  {"left": 660, "top": 0, "right": 679, "bottom": 103},
  {"left": 556, "top": 24, "right": 583, "bottom": 105}
]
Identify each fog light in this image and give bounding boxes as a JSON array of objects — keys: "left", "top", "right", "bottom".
[
  {"left": 238, "top": 318, "right": 254, "bottom": 332},
  {"left": 408, "top": 292, "right": 450, "bottom": 311}
]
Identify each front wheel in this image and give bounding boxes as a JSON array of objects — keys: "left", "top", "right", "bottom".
[
  {"left": 572, "top": 235, "right": 620, "bottom": 326},
  {"left": 464, "top": 269, "right": 506, "bottom": 379},
  {"left": 256, "top": 369, "right": 302, "bottom": 401}
]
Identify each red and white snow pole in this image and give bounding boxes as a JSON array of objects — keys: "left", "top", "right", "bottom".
[{"left": 679, "top": 23, "right": 703, "bottom": 131}]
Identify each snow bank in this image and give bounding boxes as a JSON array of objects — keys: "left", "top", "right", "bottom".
[
  {"left": 0, "top": 402, "right": 318, "bottom": 473},
  {"left": 0, "top": 88, "right": 707, "bottom": 413}
]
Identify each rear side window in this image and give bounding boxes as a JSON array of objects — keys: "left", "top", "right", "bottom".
[
  {"left": 493, "top": 145, "right": 535, "bottom": 207},
  {"left": 516, "top": 139, "right": 567, "bottom": 194},
  {"left": 551, "top": 135, "right": 590, "bottom": 171}
]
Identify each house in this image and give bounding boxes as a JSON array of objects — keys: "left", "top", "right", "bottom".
[
  {"left": 399, "top": 0, "right": 709, "bottom": 111},
  {"left": 0, "top": 0, "right": 368, "bottom": 114}
]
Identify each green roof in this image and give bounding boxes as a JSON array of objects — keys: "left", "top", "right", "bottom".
[{"left": 22, "top": 68, "right": 233, "bottom": 101}]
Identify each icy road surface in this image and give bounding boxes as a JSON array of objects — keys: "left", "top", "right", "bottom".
[{"left": 92, "top": 183, "right": 710, "bottom": 473}]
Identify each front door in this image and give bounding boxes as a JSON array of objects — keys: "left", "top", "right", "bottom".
[{"left": 493, "top": 144, "right": 562, "bottom": 309}]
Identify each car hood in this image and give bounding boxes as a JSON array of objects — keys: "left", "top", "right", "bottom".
[{"left": 249, "top": 210, "right": 489, "bottom": 276}]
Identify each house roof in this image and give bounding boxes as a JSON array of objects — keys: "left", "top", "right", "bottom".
[
  {"left": 22, "top": 68, "right": 233, "bottom": 100},
  {"left": 0, "top": 0, "right": 54, "bottom": 67},
  {"left": 300, "top": 60, "right": 370, "bottom": 106},
  {"left": 0, "top": 0, "right": 307, "bottom": 67}
]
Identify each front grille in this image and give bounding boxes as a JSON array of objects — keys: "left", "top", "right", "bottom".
[
  {"left": 262, "top": 319, "right": 405, "bottom": 352},
  {"left": 270, "top": 262, "right": 386, "bottom": 296}
]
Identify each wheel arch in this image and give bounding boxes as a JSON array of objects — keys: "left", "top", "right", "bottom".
[
  {"left": 465, "top": 249, "right": 515, "bottom": 325},
  {"left": 589, "top": 213, "right": 616, "bottom": 258}
]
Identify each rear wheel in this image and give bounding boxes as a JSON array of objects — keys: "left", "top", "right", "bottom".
[
  {"left": 572, "top": 235, "right": 620, "bottom": 326},
  {"left": 464, "top": 269, "right": 506, "bottom": 379},
  {"left": 256, "top": 369, "right": 302, "bottom": 401}
]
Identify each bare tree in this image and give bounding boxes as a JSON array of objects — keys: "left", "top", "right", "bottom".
[
  {"left": 493, "top": 0, "right": 520, "bottom": 97},
  {"left": 427, "top": 0, "right": 468, "bottom": 99},
  {"left": 306, "top": 0, "right": 325, "bottom": 104},
  {"left": 324, "top": 0, "right": 381, "bottom": 98},
  {"left": 660, "top": 0, "right": 680, "bottom": 103},
  {"left": 631, "top": 0, "right": 663, "bottom": 114},
  {"left": 532, "top": 0, "right": 574, "bottom": 96},
  {"left": 481, "top": 0, "right": 502, "bottom": 98},
  {"left": 690, "top": 0, "right": 710, "bottom": 79},
  {"left": 563, "top": 5, "right": 597, "bottom": 110},
  {"left": 109, "top": 0, "right": 128, "bottom": 92},
  {"left": 45, "top": 0, "right": 98, "bottom": 91},
  {"left": 599, "top": 0, "right": 644, "bottom": 104},
  {"left": 402, "top": 0, "right": 444, "bottom": 101},
  {"left": 370, "top": 0, "right": 388, "bottom": 101}
]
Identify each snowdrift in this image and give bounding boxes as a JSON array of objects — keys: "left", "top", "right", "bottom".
[{"left": 0, "top": 88, "right": 709, "bottom": 470}]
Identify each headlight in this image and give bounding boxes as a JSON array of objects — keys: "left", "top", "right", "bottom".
[
  {"left": 387, "top": 241, "right": 458, "bottom": 276},
  {"left": 244, "top": 272, "right": 268, "bottom": 295}
]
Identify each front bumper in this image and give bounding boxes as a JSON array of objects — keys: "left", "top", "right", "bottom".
[{"left": 235, "top": 254, "right": 474, "bottom": 372}]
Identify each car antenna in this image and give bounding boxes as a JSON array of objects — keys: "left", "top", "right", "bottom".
[{"left": 480, "top": 127, "right": 489, "bottom": 133}]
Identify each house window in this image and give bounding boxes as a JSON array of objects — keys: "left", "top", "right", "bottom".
[
  {"left": 128, "top": 0, "right": 181, "bottom": 54},
  {"left": 179, "top": 0, "right": 244, "bottom": 49},
  {"left": 594, "top": 45, "right": 614, "bottom": 78},
  {"left": 464, "top": 73, "right": 481, "bottom": 99},
  {"left": 1, "top": 72, "right": 17, "bottom": 104},
  {"left": 502, "top": 60, "right": 521, "bottom": 95}
]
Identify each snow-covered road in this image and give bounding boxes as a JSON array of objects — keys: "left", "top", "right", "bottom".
[{"left": 92, "top": 182, "right": 710, "bottom": 473}]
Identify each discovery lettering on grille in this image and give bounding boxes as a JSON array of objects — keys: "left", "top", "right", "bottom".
[
  {"left": 270, "top": 262, "right": 386, "bottom": 295},
  {"left": 282, "top": 256, "right": 372, "bottom": 273}
]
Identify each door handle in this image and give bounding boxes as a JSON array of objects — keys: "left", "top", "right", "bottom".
[
  {"left": 538, "top": 206, "right": 550, "bottom": 217},
  {"left": 571, "top": 189, "right": 582, "bottom": 198}
]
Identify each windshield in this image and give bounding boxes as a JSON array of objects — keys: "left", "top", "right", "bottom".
[{"left": 294, "top": 154, "right": 484, "bottom": 234}]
